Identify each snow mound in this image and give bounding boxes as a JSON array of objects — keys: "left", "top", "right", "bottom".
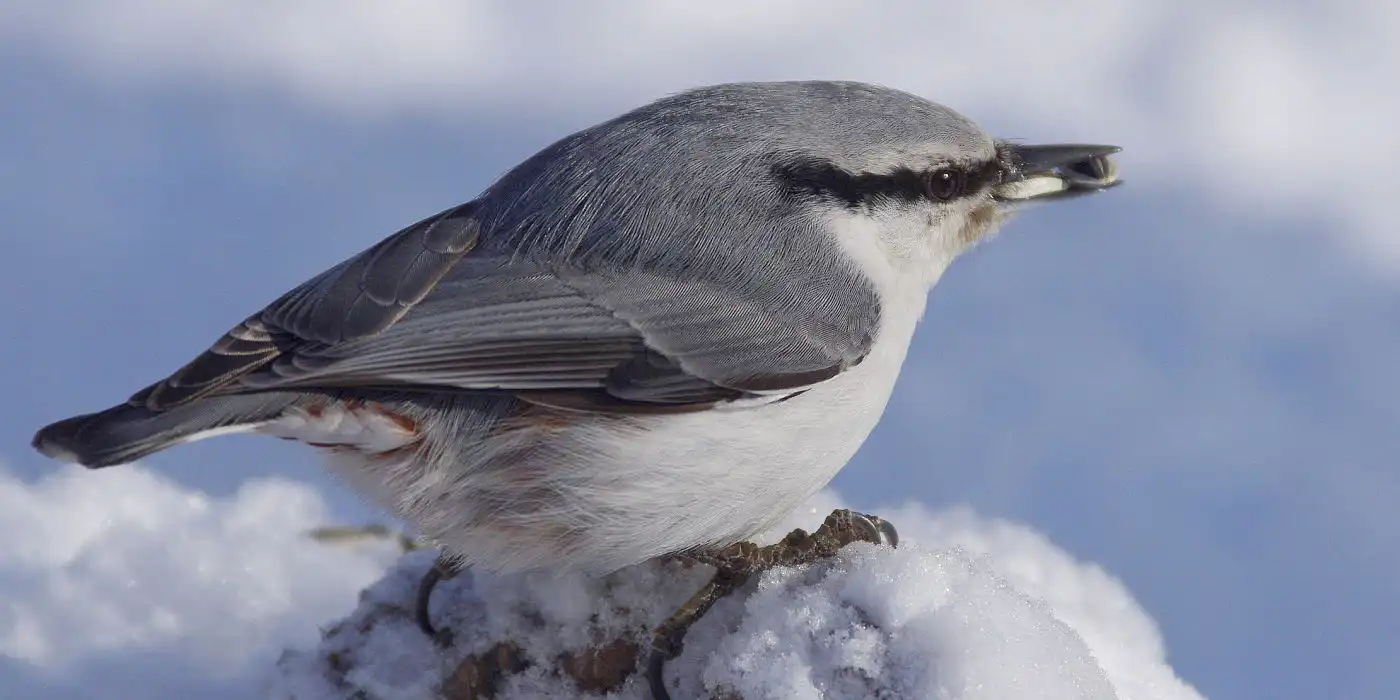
[
  {"left": 0, "top": 463, "right": 401, "bottom": 700},
  {"left": 0, "top": 462, "right": 1199, "bottom": 699},
  {"left": 271, "top": 495, "right": 1203, "bottom": 700}
]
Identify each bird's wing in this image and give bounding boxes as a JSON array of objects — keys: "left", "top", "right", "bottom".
[
  {"left": 130, "top": 202, "right": 484, "bottom": 409},
  {"left": 130, "top": 199, "right": 878, "bottom": 414}
]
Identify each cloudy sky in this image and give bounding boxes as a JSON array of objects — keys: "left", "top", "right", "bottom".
[{"left": 2, "top": 2, "right": 1397, "bottom": 697}]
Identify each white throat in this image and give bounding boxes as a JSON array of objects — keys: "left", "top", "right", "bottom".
[{"left": 825, "top": 210, "right": 960, "bottom": 340}]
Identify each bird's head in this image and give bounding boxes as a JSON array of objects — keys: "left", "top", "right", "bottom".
[{"left": 736, "top": 82, "right": 1122, "bottom": 289}]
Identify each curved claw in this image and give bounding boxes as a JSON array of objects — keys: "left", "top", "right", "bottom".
[
  {"left": 646, "top": 647, "right": 672, "bottom": 700},
  {"left": 414, "top": 565, "right": 446, "bottom": 638},
  {"left": 868, "top": 515, "right": 900, "bottom": 548},
  {"left": 414, "top": 553, "right": 463, "bottom": 645},
  {"left": 847, "top": 512, "right": 899, "bottom": 548}
]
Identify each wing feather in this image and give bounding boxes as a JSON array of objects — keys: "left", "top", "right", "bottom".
[
  {"left": 132, "top": 201, "right": 481, "bottom": 409},
  {"left": 132, "top": 185, "right": 878, "bottom": 416}
]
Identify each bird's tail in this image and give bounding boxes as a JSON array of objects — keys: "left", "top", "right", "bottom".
[{"left": 32, "top": 392, "right": 305, "bottom": 468}]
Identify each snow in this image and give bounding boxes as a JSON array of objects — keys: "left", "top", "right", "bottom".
[
  {"left": 0, "top": 461, "right": 1201, "bottom": 699},
  {"left": 0, "top": 463, "right": 401, "bottom": 700}
]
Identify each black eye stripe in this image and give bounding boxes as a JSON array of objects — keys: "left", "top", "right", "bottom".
[{"left": 771, "top": 156, "right": 1001, "bottom": 209}]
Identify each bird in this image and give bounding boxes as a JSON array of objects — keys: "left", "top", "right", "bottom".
[{"left": 32, "top": 80, "right": 1121, "bottom": 698}]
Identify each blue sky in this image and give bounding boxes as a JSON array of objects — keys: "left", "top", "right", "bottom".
[{"left": 3, "top": 3, "right": 1398, "bottom": 698}]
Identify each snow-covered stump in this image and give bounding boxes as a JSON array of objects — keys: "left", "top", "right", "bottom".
[{"left": 269, "top": 499, "right": 1203, "bottom": 700}]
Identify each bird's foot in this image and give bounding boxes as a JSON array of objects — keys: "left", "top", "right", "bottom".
[
  {"left": 416, "top": 551, "right": 466, "bottom": 646},
  {"left": 646, "top": 508, "right": 898, "bottom": 700}
]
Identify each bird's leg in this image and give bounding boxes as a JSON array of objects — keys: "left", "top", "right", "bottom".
[
  {"left": 415, "top": 551, "right": 465, "bottom": 645},
  {"left": 646, "top": 509, "right": 898, "bottom": 700}
]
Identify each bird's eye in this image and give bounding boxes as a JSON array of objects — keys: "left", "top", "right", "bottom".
[{"left": 923, "top": 168, "right": 965, "bottom": 201}]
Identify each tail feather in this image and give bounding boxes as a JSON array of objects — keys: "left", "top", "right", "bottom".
[{"left": 32, "top": 392, "right": 305, "bottom": 468}]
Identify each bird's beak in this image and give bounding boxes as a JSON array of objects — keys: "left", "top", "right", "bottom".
[{"left": 992, "top": 143, "right": 1122, "bottom": 204}]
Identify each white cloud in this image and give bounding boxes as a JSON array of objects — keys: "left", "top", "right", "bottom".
[
  {"left": 273, "top": 490, "right": 1201, "bottom": 699},
  {"left": 4, "top": 1, "right": 1397, "bottom": 270},
  {"left": 0, "top": 462, "right": 399, "bottom": 699}
]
